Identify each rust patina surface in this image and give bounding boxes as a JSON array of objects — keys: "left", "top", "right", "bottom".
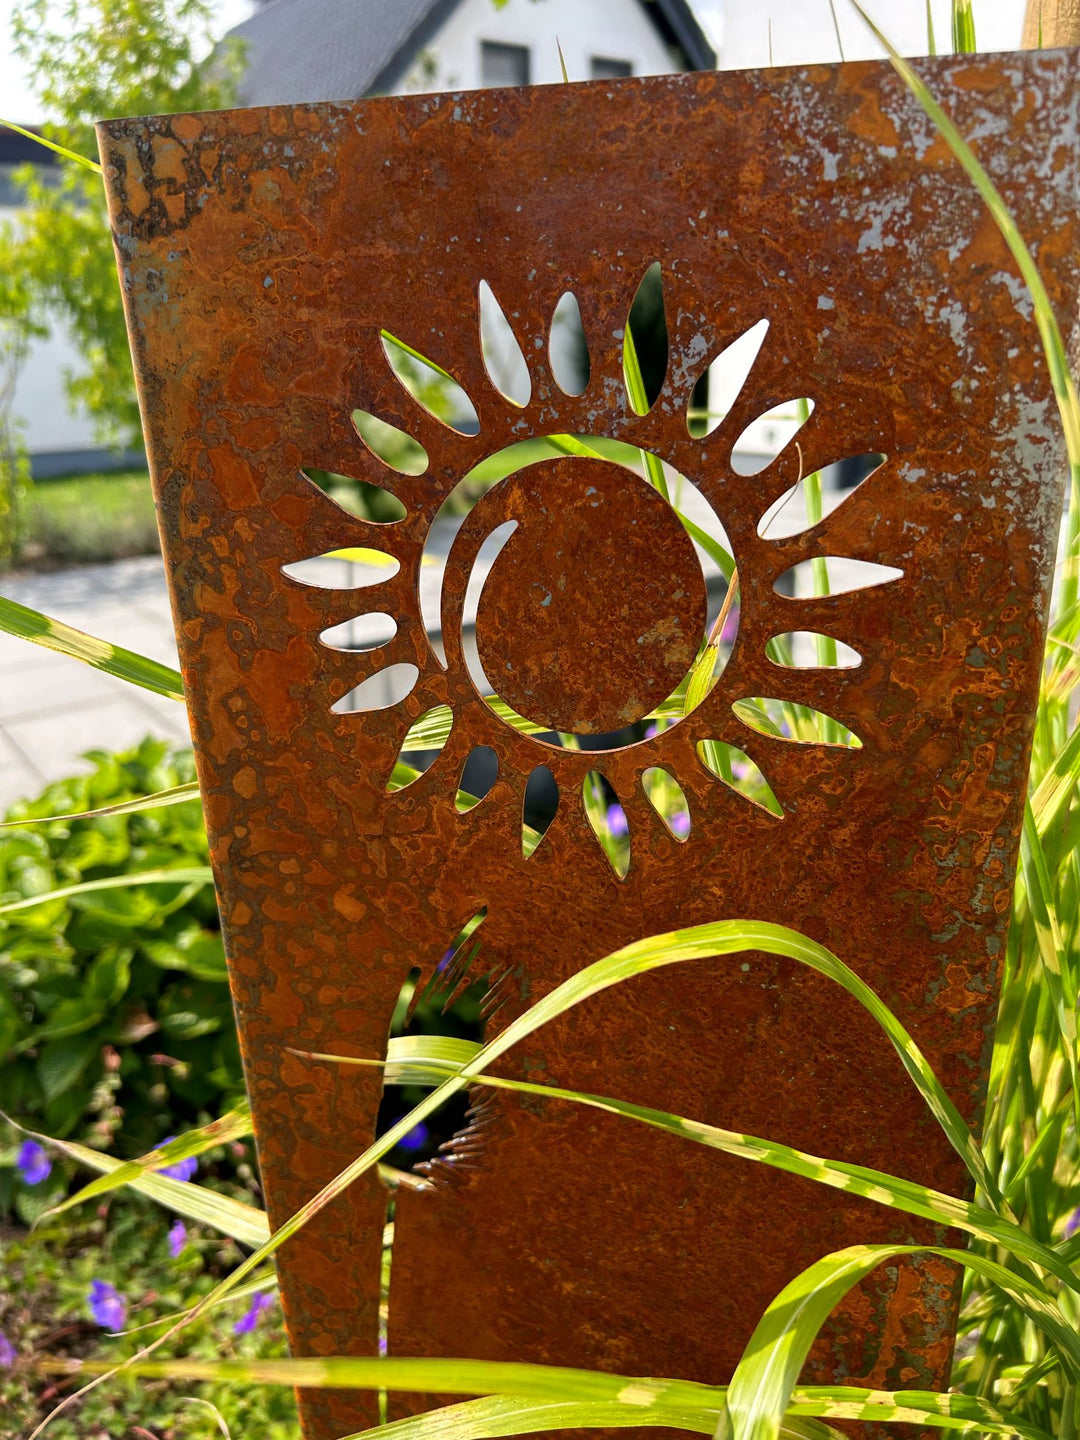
[{"left": 100, "top": 53, "right": 1080, "bottom": 1440}]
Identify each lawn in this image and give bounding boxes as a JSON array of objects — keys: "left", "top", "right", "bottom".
[{"left": 18, "top": 472, "right": 159, "bottom": 569}]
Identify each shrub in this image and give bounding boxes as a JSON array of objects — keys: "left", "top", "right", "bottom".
[{"left": 0, "top": 739, "right": 243, "bottom": 1216}]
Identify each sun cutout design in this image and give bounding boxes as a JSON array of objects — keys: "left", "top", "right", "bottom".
[{"left": 283, "top": 269, "right": 899, "bottom": 878}]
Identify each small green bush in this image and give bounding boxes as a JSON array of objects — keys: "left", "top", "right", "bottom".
[{"left": 0, "top": 739, "right": 243, "bottom": 1215}]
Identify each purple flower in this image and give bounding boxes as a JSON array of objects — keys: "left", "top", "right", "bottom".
[
  {"left": 644, "top": 722, "right": 660, "bottom": 740},
  {"left": 398, "top": 1123, "right": 430, "bottom": 1154},
  {"left": 605, "top": 803, "right": 628, "bottom": 838},
  {"left": 88, "top": 1280, "right": 126, "bottom": 1331},
  {"left": 167, "top": 1219, "right": 187, "bottom": 1258},
  {"left": 233, "top": 1291, "right": 276, "bottom": 1335},
  {"left": 157, "top": 1136, "right": 197, "bottom": 1182},
  {"left": 0, "top": 1332, "right": 15, "bottom": 1368},
  {"left": 16, "top": 1140, "right": 50, "bottom": 1186},
  {"left": 720, "top": 608, "right": 739, "bottom": 644},
  {"left": 1064, "top": 1206, "right": 1080, "bottom": 1239},
  {"left": 670, "top": 810, "right": 690, "bottom": 837}
]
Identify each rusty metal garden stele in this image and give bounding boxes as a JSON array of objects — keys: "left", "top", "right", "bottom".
[{"left": 99, "top": 51, "right": 1080, "bottom": 1440}]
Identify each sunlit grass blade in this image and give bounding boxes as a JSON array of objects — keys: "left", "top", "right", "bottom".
[
  {"left": 789, "top": 1387, "right": 1053, "bottom": 1440},
  {"left": 16, "top": 1131, "right": 268, "bottom": 1247},
  {"left": 724, "top": 1242, "right": 1080, "bottom": 1440},
  {"left": 0, "top": 865, "right": 213, "bottom": 915},
  {"left": 1030, "top": 719, "right": 1080, "bottom": 836},
  {"left": 0, "top": 780, "right": 201, "bottom": 828},
  {"left": 1019, "top": 799, "right": 1079, "bottom": 1120},
  {"left": 950, "top": 0, "right": 976, "bottom": 52},
  {"left": 0, "top": 594, "right": 185, "bottom": 700},
  {"left": 0, "top": 117, "right": 103, "bottom": 173},
  {"left": 45, "top": 1105, "right": 253, "bottom": 1218},
  {"left": 297, "top": 1045, "right": 1072, "bottom": 1289},
  {"left": 37, "top": 1353, "right": 1052, "bottom": 1440},
  {"left": 333, "top": 1390, "right": 1048, "bottom": 1440},
  {"left": 54, "top": 1355, "right": 726, "bottom": 1406}
]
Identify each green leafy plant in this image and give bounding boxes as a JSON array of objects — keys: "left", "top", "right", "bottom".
[{"left": 0, "top": 739, "right": 239, "bottom": 1215}]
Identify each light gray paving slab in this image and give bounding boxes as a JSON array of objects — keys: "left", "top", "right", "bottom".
[{"left": 0, "top": 556, "right": 183, "bottom": 805}]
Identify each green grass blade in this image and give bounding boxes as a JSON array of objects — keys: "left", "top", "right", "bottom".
[
  {"left": 0, "top": 117, "right": 102, "bottom": 173},
  {"left": 42, "top": 1356, "right": 1051, "bottom": 1440},
  {"left": 0, "top": 594, "right": 184, "bottom": 700},
  {"left": 62, "top": 1355, "right": 726, "bottom": 1406},
  {"left": 1020, "top": 799, "right": 1079, "bottom": 1119},
  {"left": 225, "top": 921, "right": 999, "bottom": 1311},
  {"left": 19, "top": 1131, "right": 269, "bottom": 1247},
  {"left": 950, "top": 0, "right": 977, "bottom": 52},
  {"left": 925, "top": 0, "right": 937, "bottom": 54},
  {"left": 789, "top": 1387, "right": 1053, "bottom": 1440},
  {"left": 1031, "top": 719, "right": 1080, "bottom": 837},
  {"left": 304, "top": 1046, "right": 1072, "bottom": 1290},
  {"left": 45, "top": 1105, "right": 253, "bottom": 1218},
  {"left": 0, "top": 866, "right": 213, "bottom": 915},
  {"left": 725, "top": 1243, "right": 1080, "bottom": 1440},
  {"left": 0, "top": 781, "right": 201, "bottom": 828}
]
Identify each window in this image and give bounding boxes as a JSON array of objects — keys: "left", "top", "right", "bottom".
[
  {"left": 590, "top": 57, "right": 633, "bottom": 80},
  {"left": 480, "top": 41, "right": 531, "bottom": 89}
]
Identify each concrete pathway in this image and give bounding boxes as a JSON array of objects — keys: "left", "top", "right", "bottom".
[{"left": 0, "top": 555, "right": 187, "bottom": 809}]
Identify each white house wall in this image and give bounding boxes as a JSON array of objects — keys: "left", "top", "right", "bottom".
[
  {"left": 396, "top": 0, "right": 682, "bottom": 92},
  {"left": 1, "top": 201, "right": 102, "bottom": 469},
  {"left": 719, "top": 0, "right": 1026, "bottom": 70}
]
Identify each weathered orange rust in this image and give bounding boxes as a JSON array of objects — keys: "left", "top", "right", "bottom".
[{"left": 100, "top": 53, "right": 1080, "bottom": 1440}]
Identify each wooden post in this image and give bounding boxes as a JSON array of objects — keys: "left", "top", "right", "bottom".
[{"left": 1023, "top": 0, "right": 1080, "bottom": 46}]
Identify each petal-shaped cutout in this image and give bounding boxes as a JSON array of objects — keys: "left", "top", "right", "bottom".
[
  {"left": 331, "top": 662, "right": 419, "bottom": 715},
  {"left": 733, "top": 697, "right": 862, "bottom": 748},
  {"left": 353, "top": 409, "right": 428, "bottom": 475},
  {"left": 302, "top": 470, "right": 406, "bottom": 522},
  {"left": 386, "top": 703, "right": 454, "bottom": 790},
  {"left": 624, "top": 261, "right": 667, "bottom": 416},
  {"left": 642, "top": 767, "right": 691, "bottom": 841},
  {"left": 320, "top": 613, "right": 397, "bottom": 652},
  {"left": 456, "top": 745, "right": 498, "bottom": 813},
  {"left": 732, "top": 397, "right": 814, "bottom": 476},
  {"left": 583, "top": 770, "right": 630, "bottom": 878},
  {"left": 523, "top": 764, "right": 558, "bottom": 857},
  {"left": 696, "top": 740, "right": 783, "bottom": 817},
  {"left": 765, "top": 632, "right": 862, "bottom": 669},
  {"left": 773, "top": 558, "right": 904, "bottom": 597},
  {"left": 758, "top": 452, "right": 886, "bottom": 538},
  {"left": 549, "top": 291, "right": 590, "bottom": 397},
  {"left": 380, "top": 330, "right": 479, "bottom": 436},
  {"left": 687, "top": 318, "right": 769, "bottom": 438},
  {"left": 282, "top": 550, "right": 400, "bottom": 589},
  {"left": 479, "top": 280, "right": 531, "bottom": 407}
]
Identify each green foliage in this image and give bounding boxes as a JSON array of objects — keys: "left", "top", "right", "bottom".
[
  {"left": 0, "top": 1205, "right": 296, "bottom": 1438},
  {"left": 0, "top": 0, "right": 243, "bottom": 444},
  {"left": 0, "top": 739, "right": 241, "bottom": 1215},
  {"left": 19, "top": 471, "right": 159, "bottom": 568}
]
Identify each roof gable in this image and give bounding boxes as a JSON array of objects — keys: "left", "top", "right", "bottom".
[{"left": 230, "top": 0, "right": 714, "bottom": 109}]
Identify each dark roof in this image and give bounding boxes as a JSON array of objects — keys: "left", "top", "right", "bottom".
[
  {"left": 229, "top": 0, "right": 715, "bottom": 109},
  {"left": 0, "top": 125, "right": 59, "bottom": 167}
]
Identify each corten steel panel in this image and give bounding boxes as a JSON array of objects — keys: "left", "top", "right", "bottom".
[{"left": 100, "top": 54, "right": 1079, "bottom": 1440}]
